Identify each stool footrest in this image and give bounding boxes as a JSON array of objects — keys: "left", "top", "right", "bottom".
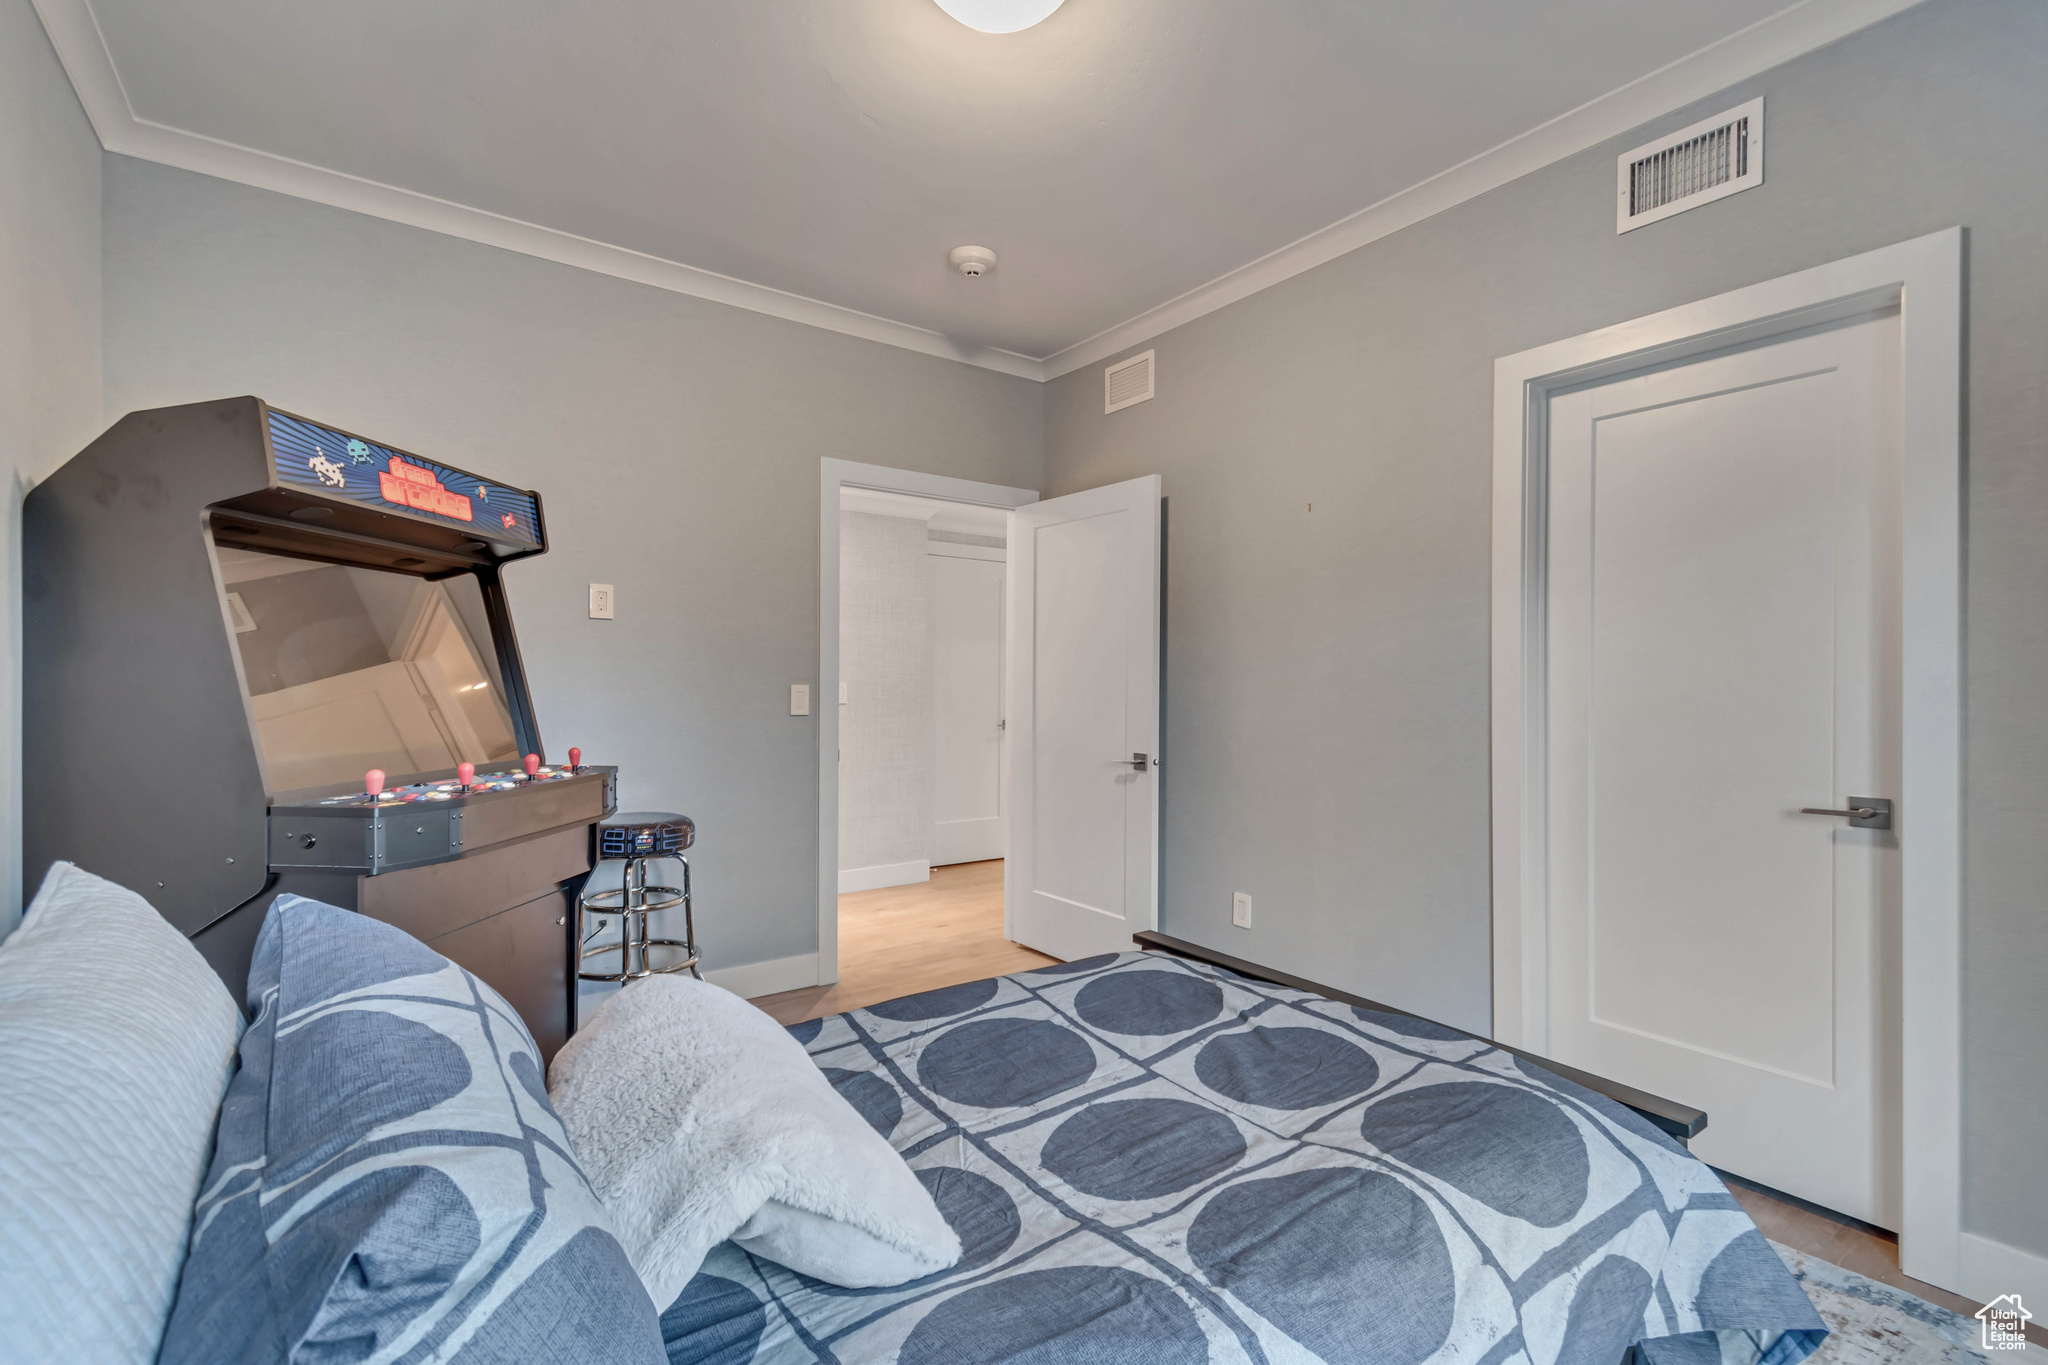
[
  {"left": 580, "top": 887, "right": 686, "bottom": 915},
  {"left": 577, "top": 938, "right": 700, "bottom": 983},
  {"left": 576, "top": 961, "right": 701, "bottom": 983}
]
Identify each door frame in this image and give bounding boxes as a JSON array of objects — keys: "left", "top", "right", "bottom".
[
  {"left": 818, "top": 459, "right": 1037, "bottom": 987},
  {"left": 1489, "top": 229, "right": 1961, "bottom": 1286}
]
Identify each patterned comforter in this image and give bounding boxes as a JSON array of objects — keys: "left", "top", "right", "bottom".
[{"left": 659, "top": 951, "right": 1826, "bottom": 1365}]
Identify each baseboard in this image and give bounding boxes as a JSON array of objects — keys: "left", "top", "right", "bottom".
[
  {"left": 838, "top": 860, "right": 930, "bottom": 894},
  {"left": 703, "top": 952, "right": 820, "bottom": 1000},
  {"left": 932, "top": 818, "right": 1004, "bottom": 867},
  {"left": 1958, "top": 1230, "right": 2048, "bottom": 1315}
]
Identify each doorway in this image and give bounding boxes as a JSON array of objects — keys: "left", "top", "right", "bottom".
[
  {"left": 791, "top": 460, "right": 1166, "bottom": 1016},
  {"left": 809, "top": 460, "right": 1040, "bottom": 1001},
  {"left": 778, "top": 460, "right": 1165, "bottom": 1023},
  {"left": 807, "top": 484, "right": 1050, "bottom": 1014},
  {"left": 1491, "top": 231, "right": 1961, "bottom": 1288},
  {"left": 836, "top": 486, "right": 1008, "bottom": 894}
]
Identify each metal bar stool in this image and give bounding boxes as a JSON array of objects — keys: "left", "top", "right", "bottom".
[{"left": 577, "top": 812, "right": 700, "bottom": 983}]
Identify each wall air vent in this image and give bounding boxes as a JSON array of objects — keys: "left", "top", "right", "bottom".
[
  {"left": 1617, "top": 97, "right": 1763, "bottom": 233},
  {"left": 1105, "top": 350, "right": 1155, "bottom": 413}
]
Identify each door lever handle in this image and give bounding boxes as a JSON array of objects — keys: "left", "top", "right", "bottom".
[
  {"left": 1121, "top": 753, "right": 1149, "bottom": 771},
  {"left": 1798, "top": 797, "right": 1892, "bottom": 830}
]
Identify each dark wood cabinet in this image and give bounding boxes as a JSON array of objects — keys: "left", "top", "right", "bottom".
[
  {"left": 421, "top": 888, "right": 577, "bottom": 1062},
  {"left": 355, "top": 822, "right": 593, "bottom": 1064}
]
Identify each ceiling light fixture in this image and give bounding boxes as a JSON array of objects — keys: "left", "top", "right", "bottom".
[{"left": 932, "top": 0, "right": 1065, "bottom": 34}]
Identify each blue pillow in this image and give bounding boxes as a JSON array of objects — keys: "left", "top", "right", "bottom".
[{"left": 159, "top": 895, "right": 665, "bottom": 1364}]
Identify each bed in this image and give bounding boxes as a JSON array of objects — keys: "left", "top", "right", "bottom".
[
  {"left": 658, "top": 947, "right": 1826, "bottom": 1365},
  {"left": 2, "top": 868, "right": 1825, "bottom": 1365}
]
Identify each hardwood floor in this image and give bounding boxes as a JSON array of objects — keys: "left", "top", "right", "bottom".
[
  {"left": 1719, "top": 1169, "right": 2047, "bottom": 1345},
  {"left": 749, "top": 859, "right": 1054, "bottom": 1026},
  {"left": 750, "top": 880, "right": 2033, "bottom": 1341}
]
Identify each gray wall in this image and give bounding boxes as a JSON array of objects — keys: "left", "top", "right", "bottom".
[
  {"left": 838, "top": 510, "right": 932, "bottom": 875},
  {"left": 35, "top": 0, "right": 2046, "bottom": 1257},
  {"left": 1044, "top": 0, "right": 2048, "bottom": 1256},
  {"left": 103, "top": 156, "right": 1043, "bottom": 975},
  {"left": 0, "top": 0, "right": 103, "bottom": 935}
]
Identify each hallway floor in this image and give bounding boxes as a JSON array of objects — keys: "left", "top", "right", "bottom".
[{"left": 749, "top": 859, "right": 1054, "bottom": 1026}]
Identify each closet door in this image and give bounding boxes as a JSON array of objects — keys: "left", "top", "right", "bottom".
[
  {"left": 1543, "top": 312, "right": 1902, "bottom": 1226},
  {"left": 929, "top": 546, "right": 1006, "bottom": 866}
]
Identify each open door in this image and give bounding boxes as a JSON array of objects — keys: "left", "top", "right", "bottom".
[{"left": 1005, "top": 476, "right": 1161, "bottom": 961}]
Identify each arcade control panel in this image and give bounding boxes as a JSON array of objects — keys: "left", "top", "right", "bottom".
[{"left": 270, "top": 751, "right": 618, "bottom": 877}]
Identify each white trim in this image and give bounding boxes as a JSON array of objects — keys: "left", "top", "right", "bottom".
[
  {"left": 703, "top": 952, "right": 820, "bottom": 1001},
  {"left": 26, "top": 1, "right": 1042, "bottom": 382},
  {"left": 1037, "top": 0, "right": 1921, "bottom": 378},
  {"left": 1489, "top": 228, "right": 1963, "bottom": 1290},
  {"left": 33, "top": 0, "right": 1918, "bottom": 382},
  {"left": 839, "top": 487, "right": 943, "bottom": 522},
  {"left": 820, "top": 460, "right": 1037, "bottom": 986},
  {"left": 927, "top": 541, "right": 1006, "bottom": 562},
  {"left": 837, "top": 860, "right": 931, "bottom": 895},
  {"left": 1959, "top": 1233, "right": 2048, "bottom": 1317}
]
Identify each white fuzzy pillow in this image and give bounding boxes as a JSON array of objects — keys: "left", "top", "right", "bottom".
[
  {"left": 0, "top": 863, "right": 244, "bottom": 1365},
  {"left": 548, "top": 977, "right": 960, "bottom": 1308}
]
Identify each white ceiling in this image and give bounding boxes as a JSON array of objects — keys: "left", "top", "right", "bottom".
[
  {"left": 51, "top": 0, "right": 1909, "bottom": 374},
  {"left": 841, "top": 487, "right": 1009, "bottom": 538}
]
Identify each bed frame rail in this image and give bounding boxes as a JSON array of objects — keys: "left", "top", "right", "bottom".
[{"left": 1133, "top": 931, "right": 1707, "bottom": 1144}]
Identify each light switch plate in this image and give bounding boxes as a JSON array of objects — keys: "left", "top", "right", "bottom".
[
  {"left": 839, "top": 680, "right": 850, "bottom": 705},
  {"left": 790, "top": 684, "right": 811, "bottom": 716},
  {"left": 1231, "top": 891, "right": 1252, "bottom": 929},
  {"left": 588, "top": 583, "right": 615, "bottom": 619}
]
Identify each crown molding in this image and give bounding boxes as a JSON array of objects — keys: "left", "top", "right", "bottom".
[
  {"left": 29, "top": 0, "right": 1047, "bottom": 381},
  {"left": 1037, "top": 0, "right": 1926, "bottom": 379},
  {"left": 35, "top": 0, "right": 1922, "bottom": 386}
]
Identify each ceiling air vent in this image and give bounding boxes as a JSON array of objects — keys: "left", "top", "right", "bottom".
[
  {"left": 1105, "top": 350, "right": 1155, "bottom": 414},
  {"left": 1617, "top": 97, "right": 1763, "bottom": 233}
]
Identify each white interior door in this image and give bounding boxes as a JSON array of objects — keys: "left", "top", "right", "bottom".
[
  {"left": 930, "top": 546, "right": 1006, "bottom": 865},
  {"left": 1006, "top": 476, "right": 1161, "bottom": 962},
  {"left": 1545, "top": 310, "right": 1902, "bottom": 1226}
]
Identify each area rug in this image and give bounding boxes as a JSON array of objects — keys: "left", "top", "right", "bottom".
[{"left": 1772, "top": 1240, "right": 2045, "bottom": 1363}]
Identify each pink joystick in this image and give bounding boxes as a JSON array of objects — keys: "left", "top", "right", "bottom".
[
  {"left": 365, "top": 769, "right": 386, "bottom": 797},
  {"left": 568, "top": 747, "right": 582, "bottom": 772},
  {"left": 457, "top": 762, "right": 476, "bottom": 790},
  {"left": 524, "top": 753, "right": 541, "bottom": 778}
]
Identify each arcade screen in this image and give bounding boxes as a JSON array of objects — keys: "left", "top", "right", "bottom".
[{"left": 216, "top": 545, "right": 520, "bottom": 792}]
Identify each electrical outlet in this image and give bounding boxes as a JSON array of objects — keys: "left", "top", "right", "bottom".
[
  {"left": 790, "top": 684, "right": 811, "bottom": 716},
  {"left": 588, "top": 583, "right": 615, "bottom": 619},
  {"left": 1232, "top": 891, "right": 1252, "bottom": 929}
]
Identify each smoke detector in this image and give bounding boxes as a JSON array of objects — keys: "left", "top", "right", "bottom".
[{"left": 949, "top": 245, "right": 997, "bottom": 278}]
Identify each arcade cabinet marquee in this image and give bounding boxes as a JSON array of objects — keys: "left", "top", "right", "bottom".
[
  {"left": 266, "top": 408, "right": 542, "bottom": 545},
  {"left": 24, "top": 396, "right": 611, "bottom": 1060}
]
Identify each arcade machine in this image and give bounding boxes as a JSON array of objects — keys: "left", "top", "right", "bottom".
[{"left": 24, "top": 396, "right": 615, "bottom": 1060}]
